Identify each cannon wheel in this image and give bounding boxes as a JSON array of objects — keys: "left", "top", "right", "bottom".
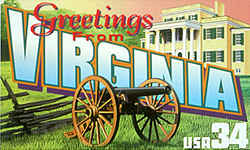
[
  {"left": 132, "top": 78, "right": 180, "bottom": 143},
  {"left": 72, "top": 75, "right": 120, "bottom": 146}
]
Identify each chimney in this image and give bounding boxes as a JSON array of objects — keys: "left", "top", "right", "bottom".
[{"left": 214, "top": 1, "right": 225, "bottom": 16}]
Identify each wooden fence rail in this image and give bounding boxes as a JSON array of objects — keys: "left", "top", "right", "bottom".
[{"left": 0, "top": 77, "right": 73, "bottom": 138}]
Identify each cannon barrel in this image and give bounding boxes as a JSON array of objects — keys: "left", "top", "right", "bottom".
[{"left": 113, "top": 86, "right": 172, "bottom": 98}]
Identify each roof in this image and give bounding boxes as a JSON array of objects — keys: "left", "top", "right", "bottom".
[
  {"left": 202, "top": 16, "right": 250, "bottom": 27},
  {"left": 161, "top": 3, "right": 214, "bottom": 15}
]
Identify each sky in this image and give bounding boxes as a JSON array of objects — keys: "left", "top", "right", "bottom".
[{"left": 17, "top": 0, "right": 250, "bottom": 24}]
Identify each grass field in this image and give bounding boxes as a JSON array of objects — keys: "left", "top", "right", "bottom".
[{"left": 0, "top": 61, "right": 249, "bottom": 150}]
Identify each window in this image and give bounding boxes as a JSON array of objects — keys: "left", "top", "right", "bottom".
[
  {"left": 203, "top": 51, "right": 216, "bottom": 62},
  {"left": 235, "top": 68, "right": 241, "bottom": 74},
  {"left": 188, "top": 14, "right": 198, "bottom": 21},
  {"left": 159, "top": 33, "right": 163, "bottom": 44},
  {"left": 166, "top": 30, "right": 172, "bottom": 42},
  {"left": 204, "top": 28, "right": 216, "bottom": 40},
  {"left": 204, "top": 27, "right": 224, "bottom": 40},
  {"left": 165, "top": 18, "right": 173, "bottom": 22},
  {"left": 142, "top": 42, "right": 145, "bottom": 48},
  {"left": 176, "top": 28, "right": 183, "bottom": 41},
  {"left": 150, "top": 34, "right": 155, "bottom": 44},
  {"left": 216, "top": 51, "right": 224, "bottom": 62},
  {"left": 233, "top": 33, "right": 244, "bottom": 45},
  {"left": 176, "top": 16, "right": 185, "bottom": 20},
  {"left": 216, "top": 27, "right": 224, "bottom": 38},
  {"left": 206, "top": 29, "right": 212, "bottom": 39},
  {"left": 233, "top": 50, "right": 244, "bottom": 62}
]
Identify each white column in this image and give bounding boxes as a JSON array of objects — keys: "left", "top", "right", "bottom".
[
  {"left": 155, "top": 30, "right": 160, "bottom": 51},
  {"left": 183, "top": 27, "right": 187, "bottom": 58},
  {"left": 197, "top": 29, "right": 201, "bottom": 61},
  {"left": 171, "top": 28, "right": 176, "bottom": 55},
  {"left": 190, "top": 28, "right": 194, "bottom": 60},
  {"left": 146, "top": 32, "right": 150, "bottom": 49}
]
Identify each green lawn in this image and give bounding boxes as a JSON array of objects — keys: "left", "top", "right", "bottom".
[{"left": 0, "top": 61, "right": 249, "bottom": 150}]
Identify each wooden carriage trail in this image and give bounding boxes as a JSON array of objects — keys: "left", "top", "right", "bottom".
[{"left": 0, "top": 76, "right": 73, "bottom": 138}]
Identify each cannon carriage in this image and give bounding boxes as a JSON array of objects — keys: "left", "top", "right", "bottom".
[{"left": 64, "top": 75, "right": 181, "bottom": 146}]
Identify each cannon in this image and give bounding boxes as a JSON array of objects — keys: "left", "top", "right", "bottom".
[{"left": 64, "top": 75, "right": 181, "bottom": 146}]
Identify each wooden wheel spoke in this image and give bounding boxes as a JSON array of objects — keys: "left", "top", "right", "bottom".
[
  {"left": 148, "top": 119, "right": 152, "bottom": 141},
  {"left": 77, "top": 117, "right": 90, "bottom": 127},
  {"left": 139, "top": 101, "right": 147, "bottom": 107},
  {"left": 97, "top": 118, "right": 108, "bottom": 138},
  {"left": 155, "top": 118, "right": 168, "bottom": 137},
  {"left": 88, "top": 81, "right": 94, "bottom": 104},
  {"left": 95, "top": 80, "right": 99, "bottom": 105},
  {"left": 99, "top": 111, "right": 114, "bottom": 114},
  {"left": 89, "top": 121, "right": 95, "bottom": 144},
  {"left": 140, "top": 118, "right": 149, "bottom": 133},
  {"left": 76, "top": 98, "right": 90, "bottom": 108},
  {"left": 82, "top": 120, "right": 92, "bottom": 136},
  {"left": 157, "top": 110, "right": 177, "bottom": 115},
  {"left": 156, "top": 99, "right": 174, "bottom": 110},
  {"left": 74, "top": 110, "right": 88, "bottom": 114},
  {"left": 148, "top": 83, "right": 152, "bottom": 87},
  {"left": 154, "top": 95, "right": 165, "bottom": 107},
  {"left": 81, "top": 87, "right": 92, "bottom": 105},
  {"left": 97, "top": 88, "right": 106, "bottom": 107},
  {"left": 149, "top": 96, "right": 153, "bottom": 105},
  {"left": 98, "top": 98, "right": 112, "bottom": 111},
  {"left": 95, "top": 121, "right": 100, "bottom": 144},
  {"left": 152, "top": 83, "right": 161, "bottom": 106},
  {"left": 152, "top": 95, "right": 158, "bottom": 106},
  {"left": 137, "top": 115, "right": 146, "bottom": 123},
  {"left": 158, "top": 115, "right": 175, "bottom": 126},
  {"left": 145, "top": 96, "right": 150, "bottom": 105},
  {"left": 99, "top": 114, "right": 112, "bottom": 127},
  {"left": 153, "top": 119, "right": 159, "bottom": 141}
]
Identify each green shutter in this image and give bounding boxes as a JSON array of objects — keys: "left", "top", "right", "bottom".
[
  {"left": 222, "top": 51, "right": 224, "bottom": 62},
  {"left": 203, "top": 52, "right": 206, "bottom": 62},
  {"left": 221, "top": 27, "right": 224, "bottom": 38},
  {"left": 241, "top": 51, "right": 244, "bottom": 62},
  {"left": 152, "top": 35, "right": 155, "bottom": 44},
  {"left": 233, "top": 34, "right": 236, "bottom": 45},
  {"left": 188, "top": 16, "right": 191, "bottom": 20},
  {"left": 203, "top": 29, "right": 206, "bottom": 40},
  {"left": 212, "top": 28, "right": 216, "bottom": 39},
  {"left": 241, "top": 33, "right": 244, "bottom": 45},
  {"left": 160, "top": 34, "right": 162, "bottom": 43},
  {"left": 212, "top": 51, "right": 216, "bottom": 62},
  {"left": 195, "top": 14, "right": 198, "bottom": 20}
]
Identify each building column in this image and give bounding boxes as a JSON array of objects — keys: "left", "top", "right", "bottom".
[
  {"left": 197, "top": 29, "right": 201, "bottom": 61},
  {"left": 171, "top": 28, "right": 176, "bottom": 55},
  {"left": 190, "top": 28, "right": 194, "bottom": 60},
  {"left": 146, "top": 32, "right": 150, "bottom": 49},
  {"left": 155, "top": 30, "right": 160, "bottom": 51},
  {"left": 183, "top": 27, "right": 187, "bottom": 58}
]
